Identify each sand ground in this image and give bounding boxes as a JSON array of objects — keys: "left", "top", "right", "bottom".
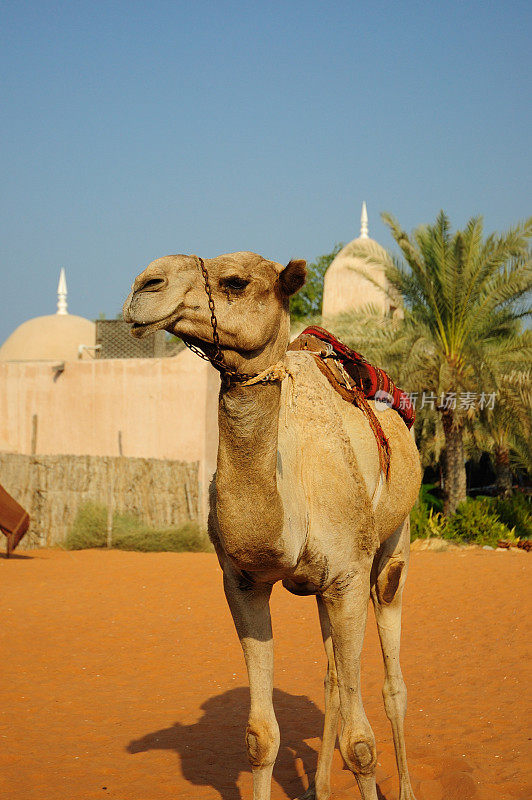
[{"left": 1, "top": 548, "right": 530, "bottom": 800}]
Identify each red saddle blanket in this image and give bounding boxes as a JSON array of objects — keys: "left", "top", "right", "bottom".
[{"left": 300, "top": 326, "right": 415, "bottom": 429}]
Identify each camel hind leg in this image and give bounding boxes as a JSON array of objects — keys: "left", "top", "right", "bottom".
[{"left": 371, "top": 518, "right": 417, "bottom": 800}]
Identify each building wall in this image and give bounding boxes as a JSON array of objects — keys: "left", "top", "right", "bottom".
[
  {"left": 0, "top": 348, "right": 220, "bottom": 521},
  {"left": 0, "top": 453, "right": 200, "bottom": 547}
]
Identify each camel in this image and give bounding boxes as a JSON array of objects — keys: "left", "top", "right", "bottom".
[{"left": 123, "top": 251, "right": 422, "bottom": 800}]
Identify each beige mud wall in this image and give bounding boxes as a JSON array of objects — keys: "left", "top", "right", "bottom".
[
  {"left": 0, "top": 348, "right": 219, "bottom": 523},
  {"left": 0, "top": 453, "right": 199, "bottom": 547}
]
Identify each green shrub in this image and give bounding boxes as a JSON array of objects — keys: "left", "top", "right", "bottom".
[
  {"left": 410, "top": 501, "right": 446, "bottom": 540},
  {"left": 112, "top": 522, "right": 211, "bottom": 552},
  {"left": 64, "top": 502, "right": 212, "bottom": 552},
  {"left": 419, "top": 482, "right": 443, "bottom": 512},
  {"left": 484, "top": 493, "right": 532, "bottom": 539},
  {"left": 441, "top": 498, "right": 514, "bottom": 547},
  {"left": 64, "top": 501, "right": 108, "bottom": 549},
  {"left": 410, "top": 484, "right": 445, "bottom": 540},
  {"left": 410, "top": 500, "right": 429, "bottom": 540},
  {"left": 409, "top": 489, "right": 526, "bottom": 546}
]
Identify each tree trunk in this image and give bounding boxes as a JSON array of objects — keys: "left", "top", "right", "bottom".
[
  {"left": 494, "top": 446, "right": 513, "bottom": 497},
  {"left": 441, "top": 412, "right": 467, "bottom": 515}
]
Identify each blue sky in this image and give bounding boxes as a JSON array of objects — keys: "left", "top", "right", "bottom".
[{"left": 1, "top": 0, "right": 530, "bottom": 343}]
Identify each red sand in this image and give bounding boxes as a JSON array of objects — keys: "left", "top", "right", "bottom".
[{"left": 1, "top": 548, "right": 530, "bottom": 800}]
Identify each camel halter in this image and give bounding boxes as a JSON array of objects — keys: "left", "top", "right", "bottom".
[{"left": 182, "top": 257, "right": 288, "bottom": 386}]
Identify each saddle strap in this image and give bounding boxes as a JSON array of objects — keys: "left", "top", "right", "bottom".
[{"left": 311, "top": 355, "right": 391, "bottom": 477}]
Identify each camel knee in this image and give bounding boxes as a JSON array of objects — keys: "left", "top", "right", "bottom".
[
  {"left": 339, "top": 728, "right": 377, "bottom": 775},
  {"left": 245, "top": 716, "right": 280, "bottom": 769},
  {"left": 376, "top": 556, "right": 406, "bottom": 604},
  {"left": 383, "top": 676, "right": 407, "bottom": 721}
]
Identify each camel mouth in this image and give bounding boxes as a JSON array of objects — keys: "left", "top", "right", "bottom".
[
  {"left": 130, "top": 311, "right": 180, "bottom": 339},
  {"left": 130, "top": 321, "right": 163, "bottom": 338}
]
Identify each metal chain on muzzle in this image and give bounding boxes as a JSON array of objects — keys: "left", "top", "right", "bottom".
[{"left": 183, "top": 257, "right": 285, "bottom": 386}]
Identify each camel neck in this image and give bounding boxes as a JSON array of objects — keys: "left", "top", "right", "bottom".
[
  {"left": 217, "top": 380, "right": 281, "bottom": 490},
  {"left": 215, "top": 379, "right": 285, "bottom": 568},
  {"left": 216, "top": 317, "right": 287, "bottom": 485}
]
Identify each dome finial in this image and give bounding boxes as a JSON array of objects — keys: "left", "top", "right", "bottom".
[
  {"left": 57, "top": 268, "right": 68, "bottom": 315},
  {"left": 360, "top": 201, "right": 369, "bottom": 239}
]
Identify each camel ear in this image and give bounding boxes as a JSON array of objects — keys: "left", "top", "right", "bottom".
[{"left": 279, "top": 259, "right": 307, "bottom": 296}]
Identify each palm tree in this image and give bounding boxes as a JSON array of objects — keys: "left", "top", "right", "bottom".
[
  {"left": 341, "top": 212, "right": 532, "bottom": 514},
  {"left": 472, "top": 367, "right": 532, "bottom": 495}
]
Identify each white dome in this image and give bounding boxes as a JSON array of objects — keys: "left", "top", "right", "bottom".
[
  {"left": 0, "top": 314, "right": 96, "bottom": 362},
  {"left": 322, "top": 203, "right": 393, "bottom": 318}
]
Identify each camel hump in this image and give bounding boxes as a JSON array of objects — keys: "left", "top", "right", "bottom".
[{"left": 288, "top": 327, "right": 415, "bottom": 430}]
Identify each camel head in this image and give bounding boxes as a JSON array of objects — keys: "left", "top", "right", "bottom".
[{"left": 123, "top": 252, "right": 306, "bottom": 371}]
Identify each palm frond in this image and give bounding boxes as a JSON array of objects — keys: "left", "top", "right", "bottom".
[{"left": 328, "top": 211, "right": 531, "bottom": 482}]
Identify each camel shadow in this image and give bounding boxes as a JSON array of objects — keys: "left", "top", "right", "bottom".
[
  {"left": 1, "top": 552, "right": 33, "bottom": 559},
  {"left": 127, "top": 686, "right": 326, "bottom": 800}
]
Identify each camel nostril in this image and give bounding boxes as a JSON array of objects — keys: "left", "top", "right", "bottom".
[{"left": 137, "top": 276, "right": 167, "bottom": 293}]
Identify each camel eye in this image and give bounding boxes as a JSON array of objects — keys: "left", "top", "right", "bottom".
[{"left": 222, "top": 276, "right": 249, "bottom": 291}]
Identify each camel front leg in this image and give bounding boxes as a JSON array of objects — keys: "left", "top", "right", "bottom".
[
  {"left": 371, "top": 519, "right": 416, "bottom": 800},
  {"left": 223, "top": 568, "right": 279, "bottom": 800},
  {"left": 322, "top": 559, "right": 378, "bottom": 800},
  {"left": 299, "top": 596, "right": 340, "bottom": 800}
]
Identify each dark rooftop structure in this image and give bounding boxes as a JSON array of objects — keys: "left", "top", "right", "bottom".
[{"left": 95, "top": 320, "right": 181, "bottom": 359}]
